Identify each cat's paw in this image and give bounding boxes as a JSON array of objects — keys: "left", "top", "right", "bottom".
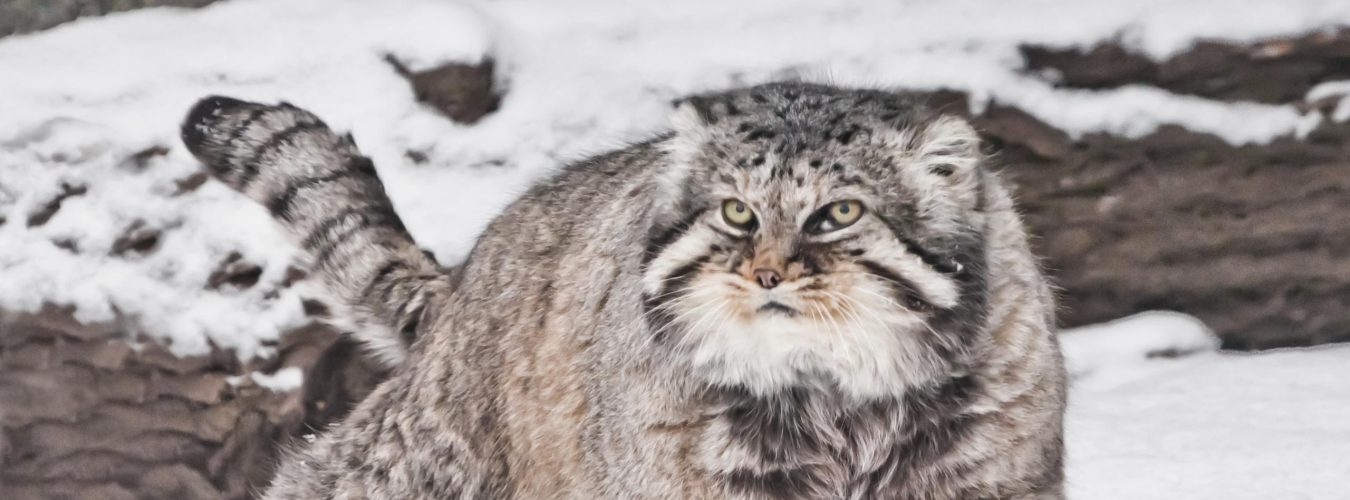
[{"left": 181, "top": 96, "right": 335, "bottom": 193}]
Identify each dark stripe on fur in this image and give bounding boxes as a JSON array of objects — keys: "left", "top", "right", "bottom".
[
  {"left": 897, "top": 235, "right": 960, "bottom": 275},
  {"left": 873, "top": 213, "right": 961, "bottom": 275},
  {"left": 641, "top": 255, "right": 710, "bottom": 342},
  {"left": 725, "top": 468, "right": 820, "bottom": 500},
  {"left": 237, "top": 121, "right": 325, "bottom": 189},
  {"left": 917, "top": 232, "right": 990, "bottom": 360},
  {"left": 306, "top": 205, "right": 406, "bottom": 268},
  {"left": 864, "top": 375, "right": 978, "bottom": 496},
  {"left": 268, "top": 167, "right": 368, "bottom": 218},
  {"left": 858, "top": 260, "right": 939, "bottom": 312},
  {"left": 227, "top": 109, "right": 266, "bottom": 146},
  {"left": 400, "top": 303, "right": 424, "bottom": 345},
  {"left": 643, "top": 208, "right": 708, "bottom": 266},
  {"left": 658, "top": 256, "right": 709, "bottom": 298},
  {"left": 363, "top": 259, "right": 409, "bottom": 300},
  {"left": 715, "top": 386, "right": 843, "bottom": 499},
  {"left": 215, "top": 108, "right": 267, "bottom": 175}
]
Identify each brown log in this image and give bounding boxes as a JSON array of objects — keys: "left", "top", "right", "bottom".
[
  {"left": 929, "top": 96, "right": 1350, "bottom": 350},
  {"left": 945, "top": 31, "right": 1350, "bottom": 349},
  {"left": 0, "top": 307, "right": 387, "bottom": 499},
  {"left": 1021, "top": 28, "right": 1350, "bottom": 104}
]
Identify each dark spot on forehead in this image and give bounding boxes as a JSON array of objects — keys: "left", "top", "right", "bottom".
[
  {"left": 745, "top": 128, "right": 776, "bottom": 141},
  {"left": 678, "top": 82, "right": 940, "bottom": 191},
  {"left": 836, "top": 124, "right": 865, "bottom": 145}
]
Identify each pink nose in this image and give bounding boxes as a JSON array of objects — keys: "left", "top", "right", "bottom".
[{"left": 754, "top": 269, "right": 782, "bottom": 289}]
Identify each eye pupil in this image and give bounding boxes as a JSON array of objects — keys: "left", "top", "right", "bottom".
[
  {"left": 813, "top": 200, "right": 864, "bottom": 233},
  {"left": 723, "top": 199, "right": 756, "bottom": 229}
]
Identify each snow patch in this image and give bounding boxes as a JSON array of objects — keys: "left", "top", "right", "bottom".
[
  {"left": 1061, "top": 311, "right": 1219, "bottom": 387},
  {"left": 1060, "top": 311, "right": 1224, "bottom": 393},
  {"left": 251, "top": 367, "right": 305, "bottom": 392},
  {"left": 227, "top": 366, "right": 305, "bottom": 392},
  {"left": 1307, "top": 80, "right": 1350, "bottom": 122},
  {"left": 1060, "top": 313, "right": 1350, "bottom": 499},
  {"left": 0, "top": 119, "right": 305, "bottom": 359},
  {"left": 1065, "top": 341, "right": 1350, "bottom": 500}
]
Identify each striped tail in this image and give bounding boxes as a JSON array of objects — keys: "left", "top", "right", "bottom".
[{"left": 181, "top": 96, "right": 448, "bottom": 365}]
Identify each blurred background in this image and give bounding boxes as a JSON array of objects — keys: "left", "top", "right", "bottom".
[{"left": 1, "top": 0, "right": 1348, "bottom": 499}]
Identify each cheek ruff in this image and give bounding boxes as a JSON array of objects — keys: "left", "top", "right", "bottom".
[{"left": 658, "top": 272, "right": 956, "bottom": 400}]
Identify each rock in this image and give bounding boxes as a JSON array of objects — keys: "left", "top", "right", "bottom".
[{"left": 385, "top": 54, "right": 501, "bottom": 124}]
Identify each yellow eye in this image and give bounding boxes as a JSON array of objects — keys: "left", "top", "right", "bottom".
[
  {"left": 826, "top": 200, "right": 864, "bottom": 228},
  {"left": 722, "top": 199, "right": 756, "bottom": 228}
]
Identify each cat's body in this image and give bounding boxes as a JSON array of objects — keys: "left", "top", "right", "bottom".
[{"left": 182, "top": 82, "right": 1065, "bottom": 499}]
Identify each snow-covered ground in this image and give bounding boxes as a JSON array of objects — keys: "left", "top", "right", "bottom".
[
  {"left": 1061, "top": 313, "right": 1350, "bottom": 499},
  {"left": 1, "top": 1, "right": 1348, "bottom": 498}
]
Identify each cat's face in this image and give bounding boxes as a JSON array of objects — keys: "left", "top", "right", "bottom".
[{"left": 642, "top": 84, "right": 988, "bottom": 400}]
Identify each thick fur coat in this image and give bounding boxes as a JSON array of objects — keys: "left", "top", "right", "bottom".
[{"left": 181, "top": 82, "right": 1066, "bottom": 499}]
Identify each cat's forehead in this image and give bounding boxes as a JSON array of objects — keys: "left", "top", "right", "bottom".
[
  {"left": 681, "top": 83, "right": 927, "bottom": 202},
  {"left": 681, "top": 82, "right": 928, "bottom": 146}
]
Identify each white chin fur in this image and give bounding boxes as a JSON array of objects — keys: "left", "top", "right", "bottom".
[{"left": 678, "top": 286, "right": 952, "bottom": 400}]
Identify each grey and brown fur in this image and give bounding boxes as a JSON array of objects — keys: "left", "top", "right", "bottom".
[{"left": 182, "top": 82, "right": 1066, "bottom": 499}]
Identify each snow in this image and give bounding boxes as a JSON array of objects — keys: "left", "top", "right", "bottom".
[
  {"left": 0, "top": 119, "right": 306, "bottom": 359},
  {"left": 3, "top": 0, "right": 1347, "bottom": 359},
  {"left": 226, "top": 366, "right": 305, "bottom": 392},
  {"left": 2, "top": 3, "right": 1350, "bottom": 495},
  {"left": 1307, "top": 80, "right": 1350, "bottom": 122},
  {"left": 1060, "top": 311, "right": 1220, "bottom": 391},
  {"left": 249, "top": 366, "right": 306, "bottom": 392},
  {"left": 1061, "top": 313, "right": 1350, "bottom": 500}
]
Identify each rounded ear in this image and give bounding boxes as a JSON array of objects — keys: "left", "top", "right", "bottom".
[
  {"left": 886, "top": 115, "right": 985, "bottom": 216},
  {"left": 912, "top": 115, "right": 981, "bottom": 180},
  {"left": 670, "top": 98, "right": 712, "bottom": 138},
  {"left": 652, "top": 100, "right": 712, "bottom": 221}
]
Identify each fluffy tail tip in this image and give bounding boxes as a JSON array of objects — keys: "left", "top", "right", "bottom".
[{"left": 181, "top": 95, "right": 253, "bottom": 160}]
